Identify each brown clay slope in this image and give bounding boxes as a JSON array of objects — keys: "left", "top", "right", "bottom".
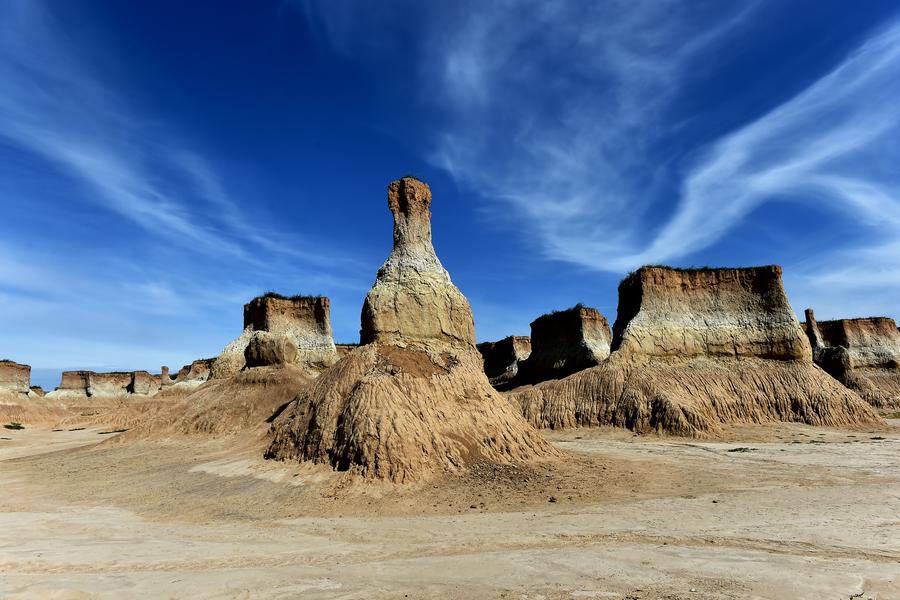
[
  {"left": 267, "top": 177, "right": 556, "bottom": 482},
  {"left": 512, "top": 266, "right": 880, "bottom": 436}
]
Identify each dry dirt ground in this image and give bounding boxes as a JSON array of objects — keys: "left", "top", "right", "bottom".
[{"left": 1, "top": 420, "right": 898, "bottom": 599}]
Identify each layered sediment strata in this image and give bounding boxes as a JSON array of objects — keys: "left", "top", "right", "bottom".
[
  {"left": 0, "top": 360, "right": 31, "bottom": 394},
  {"left": 478, "top": 336, "right": 531, "bottom": 387},
  {"left": 210, "top": 295, "right": 338, "bottom": 378},
  {"left": 512, "top": 306, "right": 610, "bottom": 386},
  {"left": 48, "top": 370, "right": 164, "bottom": 398},
  {"left": 511, "top": 266, "right": 880, "bottom": 435},
  {"left": 612, "top": 266, "right": 808, "bottom": 360},
  {"left": 174, "top": 359, "right": 214, "bottom": 385},
  {"left": 335, "top": 343, "right": 359, "bottom": 359},
  {"left": 129, "top": 371, "right": 160, "bottom": 395},
  {"left": 267, "top": 177, "right": 555, "bottom": 482},
  {"left": 804, "top": 310, "right": 900, "bottom": 408}
]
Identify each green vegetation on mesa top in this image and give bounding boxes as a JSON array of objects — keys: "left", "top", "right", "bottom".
[{"left": 259, "top": 291, "right": 323, "bottom": 301}]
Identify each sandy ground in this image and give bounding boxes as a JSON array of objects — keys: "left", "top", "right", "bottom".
[{"left": 1, "top": 421, "right": 898, "bottom": 599}]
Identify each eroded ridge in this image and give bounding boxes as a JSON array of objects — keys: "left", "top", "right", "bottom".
[
  {"left": 804, "top": 310, "right": 900, "bottom": 408},
  {"left": 266, "top": 177, "right": 556, "bottom": 482},
  {"left": 511, "top": 266, "right": 881, "bottom": 435}
]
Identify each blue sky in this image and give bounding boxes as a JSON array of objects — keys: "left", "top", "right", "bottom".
[{"left": 2, "top": 1, "right": 899, "bottom": 390}]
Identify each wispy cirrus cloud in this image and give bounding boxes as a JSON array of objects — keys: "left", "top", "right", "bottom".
[
  {"left": 0, "top": 0, "right": 369, "bottom": 373},
  {"left": 303, "top": 1, "right": 900, "bottom": 319}
]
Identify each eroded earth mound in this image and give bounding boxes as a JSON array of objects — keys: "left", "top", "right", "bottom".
[
  {"left": 477, "top": 335, "right": 531, "bottom": 387},
  {"left": 512, "top": 266, "right": 880, "bottom": 435},
  {"left": 210, "top": 294, "right": 338, "bottom": 378},
  {"left": 804, "top": 310, "right": 900, "bottom": 408},
  {"left": 266, "top": 177, "right": 556, "bottom": 482},
  {"left": 511, "top": 305, "right": 610, "bottom": 387}
]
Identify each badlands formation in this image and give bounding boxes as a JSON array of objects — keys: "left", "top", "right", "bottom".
[
  {"left": 477, "top": 335, "right": 532, "bottom": 386},
  {"left": 210, "top": 294, "right": 339, "bottom": 378},
  {"left": 266, "top": 177, "right": 556, "bottom": 482},
  {"left": 512, "top": 266, "right": 880, "bottom": 434},
  {"left": 3, "top": 177, "right": 899, "bottom": 598},
  {"left": 511, "top": 304, "right": 611, "bottom": 386},
  {"left": 804, "top": 310, "right": 900, "bottom": 408}
]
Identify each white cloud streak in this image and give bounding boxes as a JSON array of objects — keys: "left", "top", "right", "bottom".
[{"left": 305, "top": 1, "right": 900, "bottom": 319}]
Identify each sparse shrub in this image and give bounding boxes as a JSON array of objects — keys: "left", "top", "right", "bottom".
[{"left": 3, "top": 422, "right": 24, "bottom": 430}]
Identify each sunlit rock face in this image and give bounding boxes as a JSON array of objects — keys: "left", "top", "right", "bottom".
[
  {"left": 211, "top": 295, "right": 338, "bottom": 378},
  {"left": 360, "top": 177, "right": 475, "bottom": 347},
  {"left": 612, "top": 266, "right": 810, "bottom": 361},
  {"left": 267, "top": 177, "right": 556, "bottom": 482},
  {"left": 804, "top": 310, "right": 900, "bottom": 408},
  {"left": 511, "top": 265, "right": 880, "bottom": 435},
  {"left": 0, "top": 360, "right": 30, "bottom": 394}
]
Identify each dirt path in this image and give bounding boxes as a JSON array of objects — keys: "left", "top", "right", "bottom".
[{"left": 1, "top": 423, "right": 898, "bottom": 599}]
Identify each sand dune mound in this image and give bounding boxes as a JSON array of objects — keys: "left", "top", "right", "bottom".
[
  {"left": 512, "top": 266, "right": 880, "bottom": 435},
  {"left": 267, "top": 177, "right": 556, "bottom": 482},
  {"left": 210, "top": 294, "right": 339, "bottom": 378},
  {"left": 804, "top": 310, "right": 900, "bottom": 408}
]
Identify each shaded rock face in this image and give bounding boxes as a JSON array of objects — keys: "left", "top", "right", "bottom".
[
  {"left": 211, "top": 295, "right": 338, "bottom": 378},
  {"left": 245, "top": 332, "right": 299, "bottom": 367},
  {"left": 360, "top": 178, "right": 475, "bottom": 347},
  {"left": 29, "top": 386, "right": 45, "bottom": 397},
  {"left": 267, "top": 177, "right": 556, "bottom": 482},
  {"left": 129, "top": 371, "right": 160, "bottom": 395},
  {"left": 512, "top": 306, "right": 610, "bottom": 386},
  {"left": 510, "top": 265, "right": 880, "bottom": 434},
  {"left": 612, "top": 266, "right": 810, "bottom": 360},
  {"left": 477, "top": 336, "right": 531, "bottom": 386},
  {"left": 174, "top": 359, "right": 214, "bottom": 385},
  {"left": 804, "top": 310, "right": 900, "bottom": 408},
  {"left": 0, "top": 360, "right": 30, "bottom": 394}
]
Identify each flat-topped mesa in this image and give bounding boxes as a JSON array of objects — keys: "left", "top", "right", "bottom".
[
  {"left": 174, "top": 358, "right": 214, "bottom": 385},
  {"left": 511, "top": 265, "right": 880, "bottom": 435},
  {"left": 47, "top": 370, "right": 163, "bottom": 398},
  {"left": 804, "top": 310, "right": 900, "bottom": 408},
  {"left": 129, "top": 371, "right": 160, "bottom": 395},
  {"left": 612, "top": 265, "right": 809, "bottom": 360},
  {"left": 267, "top": 177, "right": 556, "bottom": 482},
  {"left": 512, "top": 306, "right": 610, "bottom": 386},
  {"left": 360, "top": 177, "right": 475, "bottom": 347},
  {"left": 478, "top": 336, "right": 532, "bottom": 387},
  {"left": 210, "top": 294, "right": 338, "bottom": 378},
  {"left": 0, "top": 360, "right": 31, "bottom": 395}
]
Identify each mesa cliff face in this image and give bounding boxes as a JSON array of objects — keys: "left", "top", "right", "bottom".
[
  {"left": 210, "top": 295, "right": 338, "bottom": 378},
  {"left": 804, "top": 310, "right": 900, "bottom": 408},
  {"left": 612, "top": 266, "right": 810, "bottom": 360},
  {"left": 267, "top": 177, "right": 555, "bottom": 482},
  {"left": 511, "top": 306, "right": 610, "bottom": 386},
  {"left": 477, "top": 336, "right": 532, "bottom": 387},
  {"left": 511, "top": 266, "right": 879, "bottom": 435},
  {"left": 0, "top": 360, "right": 31, "bottom": 394}
]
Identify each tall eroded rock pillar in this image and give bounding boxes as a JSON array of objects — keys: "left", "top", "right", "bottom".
[{"left": 360, "top": 177, "right": 475, "bottom": 346}]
